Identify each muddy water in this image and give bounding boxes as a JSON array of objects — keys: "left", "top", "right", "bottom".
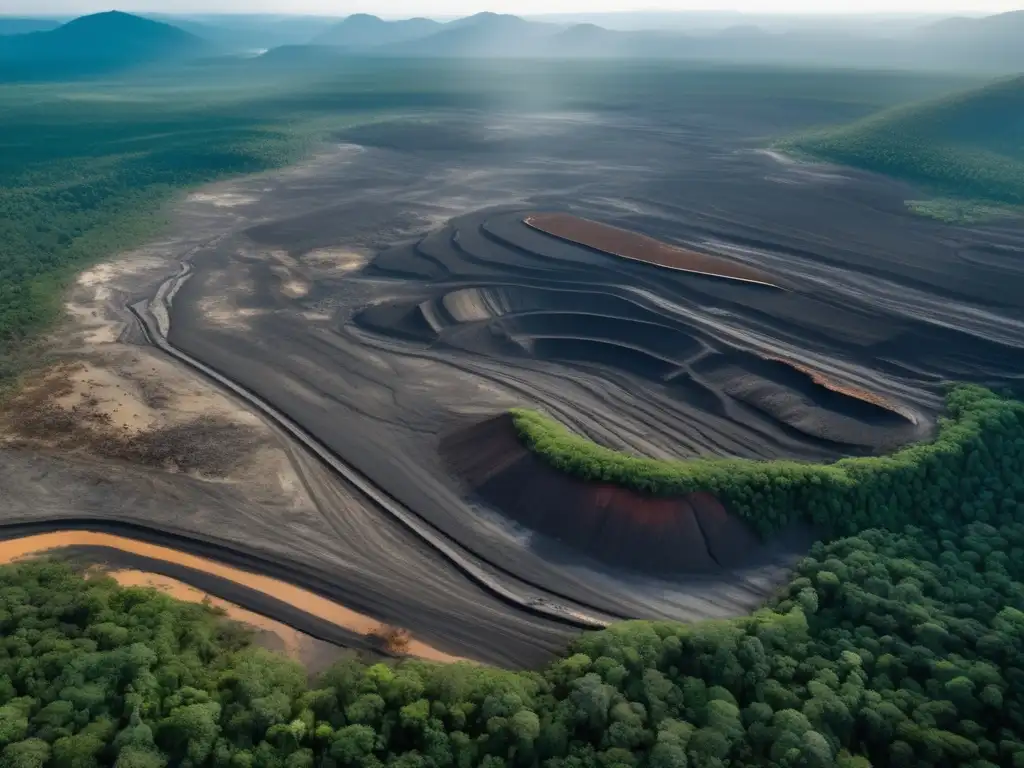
[{"left": 0, "top": 531, "right": 466, "bottom": 664}]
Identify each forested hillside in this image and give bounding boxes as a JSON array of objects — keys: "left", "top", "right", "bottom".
[
  {"left": 0, "top": 13, "right": 208, "bottom": 81},
  {"left": 783, "top": 76, "right": 1024, "bottom": 213}
]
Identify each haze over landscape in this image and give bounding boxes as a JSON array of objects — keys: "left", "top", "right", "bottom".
[{"left": 1, "top": 2, "right": 1024, "bottom": 767}]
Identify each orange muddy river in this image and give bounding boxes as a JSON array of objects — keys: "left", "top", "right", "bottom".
[{"left": 0, "top": 531, "right": 465, "bottom": 664}]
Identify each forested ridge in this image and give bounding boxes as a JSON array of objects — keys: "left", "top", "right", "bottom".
[
  {"left": 512, "top": 385, "right": 1024, "bottom": 538},
  {"left": 781, "top": 76, "right": 1024, "bottom": 209}
]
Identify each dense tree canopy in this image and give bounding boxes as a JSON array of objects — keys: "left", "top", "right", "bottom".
[
  {"left": 4, "top": 505, "right": 1024, "bottom": 767},
  {"left": 781, "top": 76, "right": 1024, "bottom": 208}
]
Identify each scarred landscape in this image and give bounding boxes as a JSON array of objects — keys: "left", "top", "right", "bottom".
[
  {"left": 5, "top": 98, "right": 1023, "bottom": 667},
  {"left": 4, "top": 8, "right": 1024, "bottom": 765}
]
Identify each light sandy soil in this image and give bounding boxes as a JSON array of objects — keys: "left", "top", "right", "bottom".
[
  {"left": 197, "top": 294, "right": 268, "bottom": 334},
  {"left": 53, "top": 361, "right": 160, "bottom": 434},
  {"left": 303, "top": 248, "right": 370, "bottom": 275},
  {"left": 1, "top": 234, "right": 304, "bottom": 491},
  {"left": 269, "top": 250, "right": 313, "bottom": 298},
  {"left": 0, "top": 531, "right": 467, "bottom": 664},
  {"left": 186, "top": 191, "right": 261, "bottom": 208}
]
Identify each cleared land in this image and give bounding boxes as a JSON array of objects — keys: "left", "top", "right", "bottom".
[
  {"left": 4, "top": 75, "right": 1024, "bottom": 669},
  {"left": 524, "top": 213, "right": 781, "bottom": 287},
  {"left": 157, "top": 106, "right": 1022, "bottom": 638}
]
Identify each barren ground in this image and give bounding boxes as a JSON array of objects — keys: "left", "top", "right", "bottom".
[{"left": 3, "top": 100, "right": 1023, "bottom": 669}]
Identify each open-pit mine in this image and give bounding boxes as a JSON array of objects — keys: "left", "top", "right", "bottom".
[{"left": 4, "top": 107, "right": 1023, "bottom": 668}]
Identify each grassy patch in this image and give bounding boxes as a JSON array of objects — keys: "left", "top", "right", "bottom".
[{"left": 905, "top": 197, "right": 1022, "bottom": 224}]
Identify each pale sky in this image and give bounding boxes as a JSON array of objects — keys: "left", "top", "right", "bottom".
[{"left": 3, "top": 0, "right": 1021, "bottom": 18}]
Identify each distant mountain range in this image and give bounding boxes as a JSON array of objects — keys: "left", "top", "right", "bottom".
[
  {"left": 251, "top": 9, "right": 1024, "bottom": 72},
  {"left": 0, "top": 17, "right": 65, "bottom": 35},
  {"left": 312, "top": 13, "right": 442, "bottom": 48},
  {"left": 2, "top": 8, "right": 1024, "bottom": 81},
  {"left": 143, "top": 13, "right": 339, "bottom": 51},
  {"left": 0, "top": 11, "right": 206, "bottom": 80}
]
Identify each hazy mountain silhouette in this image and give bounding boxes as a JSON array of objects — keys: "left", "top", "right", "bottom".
[
  {"left": 296, "top": 7, "right": 1024, "bottom": 71},
  {"left": 373, "top": 13, "right": 559, "bottom": 56},
  {"left": 909, "top": 11, "right": 1024, "bottom": 71},
  {"left": 313, "top": 13, "right": 441, "bottom": 48},
  {"left": 0, "top": 11, "right": 207, "bottom": 80},
  {"left": 254, "top": 44, "right": 344, "bottom": 66},
  {"left": 0, "top": 18, "right": 65, "bottom": 35},
  {"left": 524, "top": 10, "right": 951, "bottom": 34},
  {"left": 146, "top": 14, "right": 338, "bottom": 51}
]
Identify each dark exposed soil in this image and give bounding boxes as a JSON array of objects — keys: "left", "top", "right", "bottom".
[
  {"left": 7, "top": 97, "right": 1024, "bottom": 668},
  {"left": 156, "top": 106, "right": 1024, "bottom": 641},
  {"left": 441, "top": 414, "right": 768, "bottom": 575}
]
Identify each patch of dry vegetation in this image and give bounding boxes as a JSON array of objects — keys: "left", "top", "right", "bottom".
[
  {"left": 368, "top": 624, "right": 413, "bottom": 655},
  {"left": 1, "top": 362, "right": 258, "bottom": 476}
]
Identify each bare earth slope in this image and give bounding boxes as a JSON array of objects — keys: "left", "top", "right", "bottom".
[{"left": 440, "top": 414, "right": 769, "bottom": 574}]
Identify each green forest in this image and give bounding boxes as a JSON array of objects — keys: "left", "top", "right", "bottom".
[
  {"left": 782, "top": 76, "right": 1024, "bottom": 210},
  {"left": 4, "top": 506, "right": 1024, "bottom": 768}
]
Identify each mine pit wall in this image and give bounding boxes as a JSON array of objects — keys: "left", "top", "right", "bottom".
[{"left": 441, "top": 414, "right": 767, "bottom": 575}]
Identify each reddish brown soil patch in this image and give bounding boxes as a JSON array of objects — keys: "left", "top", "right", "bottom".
[
  {"left": 524, "top": 213, "right": 780, "bottom": 287},
  {"left": 441, "top": 414, "right": 763, "bottom": 574},
  {"left": 763, "top": 355, "right": 916, "bottom": 423}
]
